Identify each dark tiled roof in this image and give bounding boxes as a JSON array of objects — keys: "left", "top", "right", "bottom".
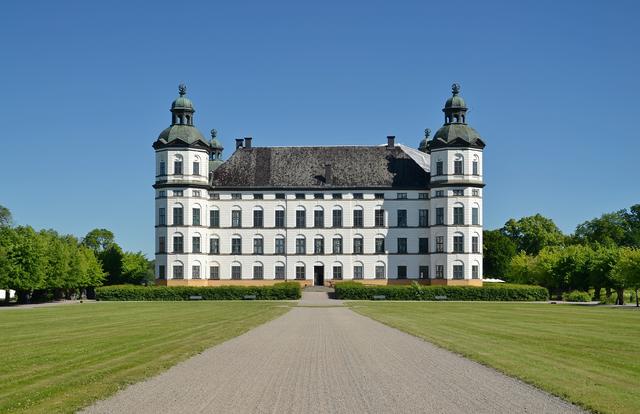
[{"left": 211, "top": 146, "right": 429, "bottom": 189}]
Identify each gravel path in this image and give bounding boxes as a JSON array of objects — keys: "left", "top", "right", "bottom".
[{"left": 81, "top": 293, "right": 583, "bottom": 414}]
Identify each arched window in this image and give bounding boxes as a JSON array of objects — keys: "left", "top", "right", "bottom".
[
  {"left": 472, "top": 203, "right": 480, "bottom": 226},
  {"left": 353, "top": 261, "right": 364, "bottom": 280},
  {"left": 295, "top": 235, "right": 306, "bottom": 254},
  {"left": 472, "top": 261, "right": 480, "bottom": 279},
  {"left": 173, "top": 154, "right": 183, "bottom": 175},
  {"left": 472, "top": 232, "right": 480, "bottom": 253},
  {"left": 453, "top": 261, "right": 465, "bottom": 280},
  {"left": 209, "top": 207, "right": 220, "bottom": 228},
  {"left": 374, "top": 262, "right": 386, "bottom": 279},
  {"left": 352, "top": 205, "right": 364, "bottom": 228},
  {"left": 253, "top": 235, "right": 264, "bottom": 255},
  {"left": 332, "top": 206, "right": 343, "bottom": 227},
  {"left": 172, "top": 232, "right": 184, "bottom": 253},
  {"left": 253, "top": 206, "right": 264, "bottom": 228},
  {"left": 332, "top": 235, "right": 343, "bottom": 254},
  {"left": 208, "top": 261, "right": 220, "bottom": 280},
  {"left": 274, "top": 235, "right": 286, "bottom": 255},
  {"left": 313, "top": 206, "right": 325, "bottom": 228},
  {"left": 192, "top": 260, "right": 202, "bottom": 279},
  {"left": 473, "top": 154, "right": 480, "bottom": 176},
  {"left": 274, "top": 205, "right": 286, "bottom": 228},
  {"left": 453, "top": 202, "right": 464, "bottom": 225},
  {"left": 192, "top": 232, "right": 202, "bottom": 253},
  {"left": 231, "top": 261, "right": 242, "bottom": 280},
  {"left": 274, "top": 261, "right": 286, "bottom": 280},
  {"left": 193, "top": 155, "right": 201, "bottom": 176},
  {"left": 453, "top": 232, "right": 464, "bottom": 253},
  {"left": 295, "top": 262, "right": 306, "bottom": 280},
  {"left": 172, "top": 260, "right": 184, "bottom": 279},
  {"left": 253, "top": 261, "right": 264, "bottom": 280},
  {"left": 172, "top": 202, "right": 184, "bottom": 226},
  {"left": 231, "top": 206, "right": 242, "bottom": 228},
  {"left": 454, "top": 153, "right": 464, "bottom": 175},
  {"left": 332, "top": 262, "right": 343, "bottom": 280},
  {"left": 353, "top": 234, "right": 364, "bottom": 254},
  {"left": 314, "top": 235, "right": 325, "bottom": 254},
  {"left": 231, "top": 234, "right": 242, "bottom": 255}
]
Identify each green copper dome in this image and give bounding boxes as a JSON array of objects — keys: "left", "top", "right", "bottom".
[
  {"left": 444, "top": 94, "right": 466, "bottom": 108},
  {"left": 210, "top": 129, "right": 224, "bottom": 150},
  {"left": 171, "top": 96, "right": 194, "bottom": 110},
  {"left": 156, "top": 124, "right": 207, "bottom": 145}
]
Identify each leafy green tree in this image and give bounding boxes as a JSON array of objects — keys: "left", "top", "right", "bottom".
[
  {"left": 483, "top": 230, "right": 517, "bottom": 279},
  {"left": 100, "top": 244, "right": 124, "bottom": 285},
  {"left": 507, "top": 251, "right": 539, "bottom": 285},
  {"left": 502, "top": 214, "right": 565, "bottom": 255},
  {"left": 0, "top": 205, "right": 12, "bottom": 228},
  {"left": 574, "top": 204, "right": 640, "bottom": 248},
  {"left": 611, "top": 248, "right": 640, "bottom": 306},
  {"left": 587, "top": 245, "right": 620, "bottom": 301},
  {"left": 0, "top": 226, "right": 16, "bottom": 303},
  {"left": 81, "top": 229, "right": 115, "bottom": 254},
  {"left": 121, "top": 252, "right": 153, "bottom": 285},
  {"left": 4, "top": 226, "right": 47, "bottom": 303}
]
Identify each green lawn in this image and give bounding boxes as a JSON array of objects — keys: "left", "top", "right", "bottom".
[
  {"left": 350, "top": 302, "right": 640, "bottom": 414},
  {"left": 0, "top": 301, "right": 289, "bottom": 414}
]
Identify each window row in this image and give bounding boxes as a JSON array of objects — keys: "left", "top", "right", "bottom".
[
  {"left": 158, "top": 159, "right": 204, "bottom": 177},
  {"left": 158, "top": 235, "right": 482, "bottom": 255},
  {"left": 433, "top": 155, "right": 481, "bottom": 176}
]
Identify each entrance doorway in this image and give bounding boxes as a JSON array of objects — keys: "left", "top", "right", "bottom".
[{"left": 314, "top": 266, "right": 324, "bottom": 286}]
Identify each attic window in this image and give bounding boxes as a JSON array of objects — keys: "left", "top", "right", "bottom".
[
  {"left": 210, "top": 193, "right": 220, "bottom": 200},
  {"left": 253, "top": 194, "right": 263, "bottom": 200},
  {"left": 275, "top": 193, "right": 285, "bottom": 199},
  {"left": 353, "top": 193, "right": 363, "bottom": 200},
  {"left": 374, "top": 193, "right": 384, "bottom": 199},
  {"left": 231, "top": 193, "right": 242, "bottom": 200},
  {"left": 332, "top": 193, "right": 342, "bottom": 199},
  {"left": 314, "top": 193, "right": 323, "bottom": 199},
  {"left": 295, "top": 193, "right": 305, "bottom": 200}
]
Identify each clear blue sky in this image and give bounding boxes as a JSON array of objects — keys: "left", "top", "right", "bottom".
[{"left": 1, "top": 0, "right": 638, "bottom": 256}]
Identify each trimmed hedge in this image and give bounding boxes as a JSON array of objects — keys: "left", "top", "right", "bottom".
[
  {"left": 562, "top": 290, "right": 592, "bottom": 302},
  {"left": 334, "top": 282, "right": 548, "bottom": 301},
  {"left": 96, "top": 282, "right": 301, "bottom": 301}
]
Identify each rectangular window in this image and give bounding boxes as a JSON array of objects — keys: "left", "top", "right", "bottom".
[
  {"left": 231, "top": 193, "right": 242, "bottom": 200},
  {"left": 314, "top": 193, "right": 323, "bottom": 199},
  {"left": 453, "top": 189, "right": 464, "bottom": 196},
  {"left": 353, "top": 238, "right": 363, "bottom": 254},
  {"left": 296, "top": 210, "right": 306, "bottom": 228},
  {"left": 210, "top": 238, "right": 219, "bottom": 254},
  {"left": 333, "top": 237, "right": 343, "bottom": 254},
  {"left": 158, "top": 208, "right": 166, "bottom": 225},
  {"left": 159, "top": 161, "right": 166, "bottom": 176},
  {"left": 232, "top": 210, "right": 242, "bottom": 228},
  {"left": 436, "top": 207, "right": 444, "bottom": 225},
  {"left": 158, "top": 265, "right": 166, "bottom": 279},
  {"left": 454, "top": 235, "right": 464, "bottom": 253},
  {"left": 472, "top": 236, "right": 479, "bottom": 253},
  {"left": 472, "top": 207, "right": 479, "bottom": 225},
  {"left": 375, "top": 266, "right": 385, "bottom": 279},
  {"left": 275, "top": 210, "right": 285, "bottom": 228},
  {"left": 193, "top": 161, "right": 200, "bottom": 176},
  {"left": 435, "top": 190, "right": 444, "bottom": 198},
  {"left": 159, "top": 190, "right": 166, "bottom": 197},
  {"left": 397, "top": 193, "right": 407, "bottom": 199},
  {"left": 453, "top": 265, "right": 464, "bottom": 279},
  {"left": 174, "top": 161, "right": 183, "bottom": 175},
  {"left": 192, "top": 236, "right": 200, "bottom": 253},
  {"left": 397, "top": 210, "right": 407, "bottom": 227},
  {"left": 419, "top": 192, "right": 429, "bottom": 199},
  {"left": 209, "top": 210, "right": 219, "bottom": 228},
  {"left": 436, "top": 161, "right": 443, "bottom": 176},
  {"left": 173, "top": 236, "right": 183, "bottom": 253},
  {"left": 473, "top": 160, "right": 479, "bottom": 175},
  {"left": 353, "top": 209, "right": 364, "bottom": 228},
  {"left": 275, "top": 193, "right": 285, "bottom": 199},
  {"left": 173, "top": 207, "right": 183, "bottom": 225},
  {"left": 296, "top": 238, "right": 306, "bottom": 254},
  {"left": 454, "top": 160, "right": 463, "bottom": 175},
  {"left": 209, "top": 266, "right": 219, "bottom": 280},
  {"left": 173, "top": 265, "right": 184, "bottom": 279},
  {"left": 353, "top": 265, "right": 363, "bottom": 280},
  {"left": 419, "top": 209, "right": 428, "bottom": 227},
  {"left": 231, "top": 265, "right": 242, "bottom": 280},
  {"left": 253, "top": 193, "right": 263, "bottom": 199},
  {"left": 375, "top": 237, "right": 385, "bottom": 254},
  {"left": 472, "top": 265, "right": 479, "bottom": 279},
  {"left": 192, "top": 208, "right": 200, "bottom": 226},
  {"left": 472, "top": 189, "right": 480, "bottom": 197},
  {"left": 295, "top": 266, "right": 305, "bottom": 280},
  {"left": 275, "top": 238, "right": 285, "bottom": 254},
  {"left": 332, "top": 193, "right": 342, "bottom": 199},
  {"left": 375, "top": 209, "right": 385, "bottom": 227},
  {"left": 210, "top": 193, "right": 220, "bottom": 200},
  {"left": 253, "top": 265, "right": 263, "bottom": 280},
  {"left": 192, "top": 265, "right": 201, "bottom": 279},
  {"left": 173, "top": 190, "right": 183, "bottom": 197},
  {"left": 419, "top": 266, "right": 429, "bottom": 279},
  {"left": 193, "top": 190, "right": 201, "bottom": 197},
  {"left": 333, "top": 266, "right": 343, "bottom": 280},
  {"left": 397, "top": 238, "right": 407, "bottom": 254},
  {"left": 332, "top": 209, "right": 343, "bottom": 227},
  {"left": 436, "top": 236, "right": 444, "bottom": 253},
  {"left": 314, "top": 238, "right": 324, "bottom": 254},
  {"left": 253, "top": 210, "right": 264, "bottom": 228},
  {"left": 253, "top": 238, "right": 264, "bottom": 255},
  {"left": 436, "top": 265, "right": 444, "bottom": 279},
  {"left": 397, "top": 266, "right": 407, "bottom": 279},
  {"left": 231, "top": 238, "right": 242, "bottom": 254},
  {"left": 453, "top": 207, "right": 464, "bottom": 225},
  {"left": 275, "top": 266, "right": 285, "bottom": 280},
  {"left": 353, "top": 193, "right": 363, "bottom": 199},
  {"left": 314, "top": 210, "right": 324, "bottom": 228},
  {"left": 374, "top": 193, "right": 384, "bottom": 199},
  {"left": 419, "top": 238, "right": 429, "bottom": 253},
  {"left": 295, "top": 193, "right": 305, "bottom": 199},
  {"left": 158, "top": 236, "right": 166, "bottom": 253}
]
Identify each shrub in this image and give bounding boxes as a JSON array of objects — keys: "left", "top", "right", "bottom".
[
  {"left": 334, "top": 281, "right": 548, "bottom": 301},
  {"left": 562, "top": 290, "right": 592, "bottom": 302},
  {"left": 96, "top": 282, "right": 301, "bottom": 301}
]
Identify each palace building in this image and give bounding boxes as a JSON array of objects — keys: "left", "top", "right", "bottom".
[{"left": 153, "top": 83, "right": 486, "bottom": 286}]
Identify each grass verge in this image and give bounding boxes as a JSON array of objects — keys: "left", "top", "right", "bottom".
[
  {"left": 350, "top": 302, "right": 640, "bottom": 414},
  {"left": 0, "top": 301, "right": 289, "bottom": 414}
]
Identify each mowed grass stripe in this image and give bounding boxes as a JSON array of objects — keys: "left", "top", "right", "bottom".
[
  {"left": 350, "top": 302, "right": 640, "bottom": 414},
  {"left": 0, "top": 301, "right": 289, "bottom": 414}
]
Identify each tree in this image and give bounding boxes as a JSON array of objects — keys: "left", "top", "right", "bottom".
[
  {"left": 574, "top": 204, "right": 640, "bottom": 248},
  {"left": 587, "top": 245, "right": 620, "bottom": 301},
  {"left": 121, "top": 252, "right": 153, "bottom": 285},
  {"left": 4, "top": 226, "right": 47, "bottom": 303},
  {"left": 507, "top": 252, "right": 539, "bottom": 285},
  {"left": 611, "top": 248, "right": 640, "bottom": 307},
  {"left": 100, "top": 244, "right": 124, "bottom": 285},
  {"left": 81, "top": 229, "right": 115, "bottom": 254},
  {"left": 0, "top": 205, "right": 12, "bottom": 228},
  {"left": 483, "top": 230, "right": 517, "bottom": 279},
  {"left": 502, "top": 214, "right": 565, "bottom": 255}
]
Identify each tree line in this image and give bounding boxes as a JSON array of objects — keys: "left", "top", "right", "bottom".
[
  {"left": 0, "top": 206, "right": 153, "bottom": 303},
  {"left": 484, "top": 205, "right": 640, "bottom": 305}
]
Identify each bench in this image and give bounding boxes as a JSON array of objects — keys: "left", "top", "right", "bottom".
[
  {"left": 372, "top": 295, "right": 386, "bottom": 300},
  {"left": 243, "top": 295, "right": 257, "bottom": 300},
  {"left": 189, "top": 295, "right": 203, "bottom": 300},
  {"left": 434, "top": 295, "right": 448, "bottom": 300}
]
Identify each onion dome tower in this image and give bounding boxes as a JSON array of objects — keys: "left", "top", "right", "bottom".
[
  {"left": 418, "top": 128, "right": 430, "bottom": 153},
  {"left": 209, "top": 128, "right": 224, "bottom": 172}
]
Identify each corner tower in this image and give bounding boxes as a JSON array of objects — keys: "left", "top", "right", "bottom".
[
  {"left": 427, "top": 84, "right": 485, "bottom": 285},
  {"left": 153, "top": 84, "right": 213, "bottom": 283}
]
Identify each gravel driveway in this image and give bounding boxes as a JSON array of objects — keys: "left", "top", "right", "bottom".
[{"left": 81, "top": 293, "right": 583, "bottom": 413}]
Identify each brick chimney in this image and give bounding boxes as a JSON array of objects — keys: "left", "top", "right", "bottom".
[
  {"left": 244, "top": 137, "right": 252, "bottom": 148},
  {"left": 235, "top": 138, "right": 244, "bottom": 149},
  {"left": 387, "top": 135, "right": 395, "bottom": 148}
]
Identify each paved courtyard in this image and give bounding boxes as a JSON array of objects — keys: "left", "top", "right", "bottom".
[{"left": 82, "top": 292, "right": 583, "bottom": 413}]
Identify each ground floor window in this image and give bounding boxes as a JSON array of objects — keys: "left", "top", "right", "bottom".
[
  {"left": 192, "top": 265, "right": 201, "bottom": 279},
  {"left": 253, "top": 265, "right": 263, "bottom": 280},
  {"left": 275, "top": 266, "right": 285, "bottom": 280},
  {"left": 472, "top": 265, "right": 479, "bottom": 279},
  {"left": 231, "top": 265, "right": 242, "bottom": 280},
  {"left": 397, "top": 266, "right": 407, "bottom": 279},
  {"left": 353, "top": 265, "right": 363, "bottom": 280},
  {"left": 375, "top": 265, "right": 385, "bottom": 279},
  {"left": 295, "top": 266, "right": 305, "bottom": 280},
  {"left": 333, "top": 266, "right": 343, "bottom": 280},
  {"left": 453, "top": 265, "right": 464, "bottom": 279},
  {"left": 173, "top": 265, "right": 184, "bottom": 279},
  {"left": 419, "top": 266, "right": 429, "bottom": 279},
  {"left": 209, "top": 266, "right": 219, "bottom": 280},
  {"left": 436, "top": 265, "right": 444, "bottom": 279},
  {"left": 158, "top": 265, "right": 166, "bottom": 279}
]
